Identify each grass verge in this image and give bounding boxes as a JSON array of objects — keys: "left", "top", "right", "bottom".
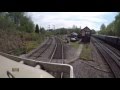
[
  {"left": 24, "top": 41, "right": 41, "bottom": 53},
  {"left": 70, "top": 41, "right": 80, "bottom": 49},
  {"left": 80, "top": 43, "right": 93, "bottom": 61}
]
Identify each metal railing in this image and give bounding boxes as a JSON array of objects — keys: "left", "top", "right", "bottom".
[{"left": 0, "top": 52, "right": 74, "bottom": 78}]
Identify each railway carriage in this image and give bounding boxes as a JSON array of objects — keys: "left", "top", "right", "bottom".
[
  {"left": 96, "top": 35, "right": 104, "bottom": 41},
  {"left": 92, "top": 34, "right": 106, "bottom": 42},
  {"left": 117, "top": 38, "right": 120, "bottom": 50},
  {"left": 92, "top": 34, "right": 120, "bottom": 51},
  {"left": 105, "top": 36, "right": 119, "bottom": 48}
]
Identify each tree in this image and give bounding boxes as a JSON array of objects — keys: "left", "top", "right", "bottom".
[
  {"left": 72, "top": 25, "right": 76, "bottom": 29},
  {"left": 98, "top": 12, "right": 120, "bottom": 36},
  {"left": 6, "top": 12, "right": 34, "bottom": 33},
  {"left": 105, "top": 22, "right": 115, "bottom": 36},
  {"left": 100, "top": 24, "right": 106, "bottom": 31},
  {"left": 35, "top": 24, "right": 39, "bottom": 33},
  {"left": 18, "top": 16, "right": 34, "bottom": 33},
  {"left": 99, "top": 24, "right": 106, "bottom": 34},
  {"left": 0, "top": 12, "right": 15, "bottom": 30},
  {"left": 40, "top": 27, "right": 45, "bottom": 34},
  {"left": 7, "top": 12, "right": 24, "bottom": 26},
  {"left": 91, "top": 29, "right": 96, "bottom": 34},
  {"left": 114, "top": 12, "right": 120, "bottom": 36}
]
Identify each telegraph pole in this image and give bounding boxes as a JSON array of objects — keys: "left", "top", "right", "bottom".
[
  {"left": 48, "top": 25, "right": 50, "bottom": 31},
  {"left": 53, "top": 25, "right": 55, "bottom": 30}
]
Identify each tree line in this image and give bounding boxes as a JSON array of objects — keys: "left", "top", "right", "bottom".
[
  {"left": 48, "top": 25, "right": 82, "bottom": 35},
  {"left": 99, "top": 12, "right": 120, "bottom": 36},
  {"left": 35, "top": 24, "right": 45, "bottom": 34},
  {"left": 0, "top": 12, "right": 46, "bottom": 55},
  {"left": 0, "top": 12, "right": 34, "bottom": 33},
  {"left": 50, "top": 25, "right": 96, "bottom": 36}
]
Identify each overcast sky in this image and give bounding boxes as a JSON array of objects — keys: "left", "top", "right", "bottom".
[{"left": 27, "top": 12, "right": 117, "bottom": 31}]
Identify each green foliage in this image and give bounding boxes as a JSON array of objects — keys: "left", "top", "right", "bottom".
[
  {"left": 114, "top": 12, "right": 120, "bottom": 36},
  {"left": 91, "top": 29, "right": 96, "bottom": 34},
  {"left": 53, "top": 27, "right": 81, "bottom": 35},
  {"left": 80, "top": 43, "right": 92, "bottom": 61},
  {"left": 70, "top": 41, "right": 80, "bottom": 49},
  {"left": 0, "top": 12, "right": 35, "bottom": 33},
  {"left": 40, "top": 27, "right": 45, "bottom": 34},
  {"left": 105, "top": 22, "right": 115, "bottom": 36},
  {"left": 0, "top": 13, "right": 15, "bottom": 30},
  {"left": 7, "top": 12, "right": 24, "bottom": 25},
  {"left": 35, "top": 24, "right": 39, "bottom": 33},
  {"left": 98, "top": 12, "right": 120, "bottom": 36},
  {"left": 45, "top": 30, "right": 53, "bottom": 37},
  {"left": 100, "top": 24, "right": 106, "bottom": 31},
  {"left": 0, "top": 12, "right": 46, "bottom": 56},
  {"left": 21, "top": 33, "right": 45, "bottom": 53},
  {"left": 18, "top": 16, "right": 34, "bottom": 33},
  {"left": 55, "top": 28, "right": 67, "bottom": 35}
]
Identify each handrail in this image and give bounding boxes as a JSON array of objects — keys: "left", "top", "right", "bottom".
[{"left": 0, "top": 52, "right": 74, "bottom": 78}]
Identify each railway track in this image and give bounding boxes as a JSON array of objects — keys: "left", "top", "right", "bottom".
[
  {"left": 27, "top": 36, "right": 66, "bottom": 78},
  {"left": 49, "top": 37, "right": 65, "bottom": 78},
  {"left": 91, "top": 37, "right": 120, "bottom": 78},
  {"left": 49, "top": 37, "right": 64, "bottom": 62},
  {"left": 28, "top": 37, "right": 53, "bottom": 59}
]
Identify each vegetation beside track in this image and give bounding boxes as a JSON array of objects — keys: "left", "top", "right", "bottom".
[
  {"left": 80, "top": 43, "right": 93, "bottom": 61},
  {"left": 70, "top": 41, "right": 80, "bottom": 49},
  {"left": 0, "top": 12, "right": 47, "bottom": 56}
]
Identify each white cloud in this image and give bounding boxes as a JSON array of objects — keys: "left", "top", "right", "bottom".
[{"left": 27, "top": 12, "right": 117, "bottom": 31}]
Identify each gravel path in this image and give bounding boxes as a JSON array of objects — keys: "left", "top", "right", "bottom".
[
  {"left": 70, "top": 59, "right": 113, "bottom": 78},
  {"left": 69, "top": 41, "right": 114, "bottom": 78},
  {"left": 64, "top": 43, "right": 83, "bottom": 63}
]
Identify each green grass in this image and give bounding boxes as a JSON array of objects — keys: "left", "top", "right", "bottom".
[
  {"left": 24, "top": 36, "right": 45, "bottom": 53},
  {"left": 22, "top": 33, "right": 45, "bottom": 54},
  {"left": 80, "top": 43, "right": 93, "bottom": 61},
  {"left": 25, "top": 41, "right": 40, "bottom": 53},
  {"left": 70, "top": 41, "right": 80, "bottom": 49},
  {"left": 0, "top": 30, "right": 46, "bottom": 56},
  {"left": 14, "top": 38, "right": 44, "bottom": 55}
]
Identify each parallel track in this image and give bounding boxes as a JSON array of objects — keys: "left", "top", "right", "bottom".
[
  {"left": 27, "top": 37, "right": 65, "bottom": 78},
  {"left": 28, "top": 38, "right": 53, "bottom": 59},
  {"left": 49, "top": 37, "right": 64, "bottom": 63},
  {"left": 49, "top": 37, "right": 64, "bottom": 78},
  {"left": 91, "top": 37, "right": 120, "bottom": 78},
  {"left": 0, "top": 36, "right": 73, "bottom": 78}
]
